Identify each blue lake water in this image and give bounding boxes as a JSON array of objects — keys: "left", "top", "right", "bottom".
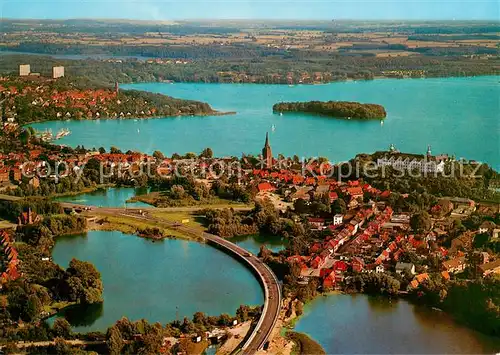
[
  {"left": 294, "top": 294, "right": 500, "bottom": 354},
  {"left": 55, "top": 187, "right": 152, "bottom": 208},
  {"left": 51, "top": 231, "right": 264, "bottom": 332},
  {"left": 230, "top": 234, "right": 286, "bottom": 255},
  {"left": 29, "top": 76, "right": 500, "bottom": 169}
]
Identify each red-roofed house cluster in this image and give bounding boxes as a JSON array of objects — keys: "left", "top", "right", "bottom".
[{"left": 0, "top": 230, "right": 20, "bottom": 287}]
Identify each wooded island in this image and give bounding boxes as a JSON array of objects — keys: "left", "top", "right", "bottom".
[{"left": 273, "top": 101, "right": 387, "bottom": 119}]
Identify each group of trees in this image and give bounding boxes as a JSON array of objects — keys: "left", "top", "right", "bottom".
[
  {"left": 16, "top": 214, "right": 87, "bottom": 252},
  {"left": 293, "top": 195, "right": 347, "bottom": 218},
  {"left": 104, "top": 305, "right": 260, "bottom": 355},
  {"left": 350, "top": 273, "right": 401, "bottom": 296},
  {"left": 0, "top": 312, "right": 73, "bottom": 343},
  {"left": 205, "top": 198, "right": 300, "bottom": 238},
  {"left": 273, "top": 101, "right": 387, "bottom": 119},
  {"left": 62, "top": 259, "right": 104, "bottom": 305},
  {"left": 1, "top": 257, "right": 103, "bottom": 326},
  {"left": 211, "top": 180, "right": 251, "bottom": 203},
  {"left": 0, "top": 198, "right": 62, "bottom": 223},
  {"left": 361, "top": 160, "right": 500, "bottom": 203},
  {"left": 412, "top": 274, "right": 500, "bottom": 337}
]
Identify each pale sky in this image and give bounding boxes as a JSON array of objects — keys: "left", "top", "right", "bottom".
[{"left": 1, "top": 0, "right": 499, "bottom": 20}]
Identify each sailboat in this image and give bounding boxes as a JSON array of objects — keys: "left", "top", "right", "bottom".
[
  {"left": 279, "top": 112, "right": 283, "bottom": 116},
  {"left": 271, "top": 124, "right": 276, "bottom": 132},
  {"left": 137, "top": 129, "right": 140, "bottom": 134},
  {"left": 380, "top": 120, "right": 384, "bottom": 126}
]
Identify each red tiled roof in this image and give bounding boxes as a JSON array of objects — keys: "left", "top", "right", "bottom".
[
  {"left": 347, "top": 187, "right": 363, "bottom": 196},
  {"left": 258, "top": 182, "right": 275, "bottom": 192}
]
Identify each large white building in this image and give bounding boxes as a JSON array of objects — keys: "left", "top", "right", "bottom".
[
  {"left": 377, "top": 145, "right": 446, "bottom": 173},
  {"left": 53, "top": 66, "right": 65, "bottom": 79},
  {"left": 19, "top": 64, "right": 30, "bottom": 76},
  {"left": 377, "top": 156, "right": 445, "bottom": 173}
]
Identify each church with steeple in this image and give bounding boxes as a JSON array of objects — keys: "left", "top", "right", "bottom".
[{"left": 262, "top": 132, "right": 273, "bottom": 168}]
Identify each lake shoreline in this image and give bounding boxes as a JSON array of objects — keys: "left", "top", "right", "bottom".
[
  {"left": 24, "top": 110, "right": 236, "bottom": 126},
  {"left": 289, "top": 292, "right": 500, "bottom": 354}
]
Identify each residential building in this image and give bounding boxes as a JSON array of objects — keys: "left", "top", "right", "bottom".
[
  {"left": 442, "top": 256, "right": 467, "bottom": 274},
  {"left": 19, "top": 64, "right": 30, "bottom": 76},
  {"left": 53, "top": 66, "right": 65, "bottom": 79},
  {"left": 395, "top": 262, "right": 416, "bottom": 275},
  {"left": 478, "top": 259, "right": 500, "bottom": 277},
  {"left": 352, "top": 257, "right": 365, "bottom": 272},
  {"left": 478, "top": 221, "right": 496, "bottom": 235},
  {"left": 333, "top": 214, "right": 343, "bottom": 225},
  {"left": 0, "top": 168, "right": 9, "bottom": 183},
  {"left": 257, "top": 182, "right": 275, "bottom": 193}
]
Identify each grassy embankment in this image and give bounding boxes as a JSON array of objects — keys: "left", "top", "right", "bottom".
[
  {"left": 50, "top": 184, "right": 115, "bottom": 198},
  {"left": 87, "top": 209, "right": 214, "bottom": 241},
  {"left": 287, "top": 331, "right": 326, "bottom": 355},
  {"left": 127, "top": 191, "right": 252, "bottom": 209}
]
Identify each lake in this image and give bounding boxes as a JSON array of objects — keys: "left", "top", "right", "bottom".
[
  {"left": 55, "top": 187, "right": 152, "bottom": 208},
  {"left": 29, "top": 76, "right": 500, "bottom": 169},
  {"left": 294, "top": 294, "right": 500, "bottom": 354},
  {"left": 51, "top": 231, "right": 264, "bottom": 332},
  {"left": 230, "top": 234, "right": 287, "bottom": 255}
]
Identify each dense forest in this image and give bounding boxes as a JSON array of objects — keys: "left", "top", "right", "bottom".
[
  {"left": 273, "top": 101, "right": 387, "bottom": 119},
  {"left": 0, "top": 53, "right": 498, "bottom": 87}
]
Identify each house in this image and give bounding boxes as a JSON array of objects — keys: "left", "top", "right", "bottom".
[
  {"left": 409, "top": 280, "right": 419, "bottom": 289},
  {"left": 375, "top": 264, "right": 385, "bottom": 273},
  {"left": 11, "top": 168, "right": 22, "bottom": 181},
  {"left": 442, "top": 256, "right": 467, "bottom": 274},
  {"left": 450, "top": 232, "right": 474, "bottom": 253},
  {"left": 257, "top": 182, "right": 275, "bottom": 193},
  {"left": 329, "top": 192, "right": 338, "bottom": 203},
  {"left": 348, "top": 198, "right": 359, "bottom": 210},
  {"left": 315, "top": 184, "right": 330, "bottom": 198},
  {"left": 493, "top": 229, "right": 500, "bottom": 240},
  {"left": 395, "top": 262, "right": 416, "bottom": 275},
  {"left": 352, "top": 257, "right": 365, "bottom": 272},
  {"left": 308, "top": 218, "right": 326, "bottom": 230},
  {"left": 322, "top": 272, "right": 336, "bottom": 289},
  {"left": 333, "top": 214, "right": 343, "bottom": 226},
  {"left": 478, "top": 259, "right": 500, "bottom": 277},
  {"left": 29, "top": 176, "right": 40, "bottom": 188},
  {"left": 478, "top": 221, "right": 497, "bottom": 235},
  {"left": 415, "top": 273, "right": 429, "bottom": 284},
  {"left": 0, "top": 167, "right": 10, "bottom": 183},
  {"left": 346, "top": 187, "right": 363, "bottom": 199}
]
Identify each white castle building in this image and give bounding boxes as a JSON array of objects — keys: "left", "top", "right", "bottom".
[{"left": 376, "top": 145, "right": 446, "bottom": 173}]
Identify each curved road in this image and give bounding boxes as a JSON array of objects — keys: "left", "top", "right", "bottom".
[{"left": 61, "top": 203, "right": 281, "bottom": 354}]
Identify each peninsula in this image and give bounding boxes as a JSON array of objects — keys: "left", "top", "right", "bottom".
[
  {"left": 273, "top": 101, "right": 387, "bottom": 119},
  {"left": 0, "top": 75, "right": 222, "bottom": 124}
]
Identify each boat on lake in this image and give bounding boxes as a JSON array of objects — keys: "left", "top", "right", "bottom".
[{"left": 55, "top": 128, "right": 71, "bottom": 139}]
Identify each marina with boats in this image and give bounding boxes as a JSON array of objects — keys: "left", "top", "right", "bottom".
[{"left": 37, "top": 128, "right": 71, "bottom": 142}]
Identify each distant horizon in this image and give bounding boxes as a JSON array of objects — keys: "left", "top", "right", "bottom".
[
  {"left": 2, "top": 17, "right": 500, "bottom": 22},
  {"left": 1, "top": 0, "right": 498, "bottom": 21}
]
